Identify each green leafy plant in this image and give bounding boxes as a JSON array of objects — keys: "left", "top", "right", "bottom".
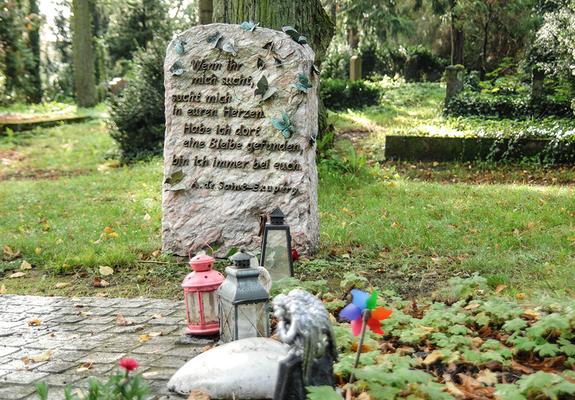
[{"left": 271, "top": 112, "right": 295, "bottom": 139}]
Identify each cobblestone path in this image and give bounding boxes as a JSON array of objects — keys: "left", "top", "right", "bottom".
[{"left": 0, "top": 295, "right": 207, "bottom": 399}]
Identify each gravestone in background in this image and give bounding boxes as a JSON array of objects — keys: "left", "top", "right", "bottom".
[{"left": 162, "top": 23, "right": 319, "bottom": 257}]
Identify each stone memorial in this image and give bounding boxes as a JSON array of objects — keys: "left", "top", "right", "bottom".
[{"left": 162, "top": 23, "right": 320, "bottom": 257}]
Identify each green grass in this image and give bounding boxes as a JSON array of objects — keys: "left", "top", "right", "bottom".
[
  {"left": 0, "top": 101, "right": 107, "bottom": 119},
  {"left": 0, "top": 92, "right": 574, "bottom": 299}
]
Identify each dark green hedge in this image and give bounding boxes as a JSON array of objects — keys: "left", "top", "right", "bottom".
[
  {"left": 445, "top": 91, "right": 573, "bottom": 118},
  {"left": 320, "top": 79, "right": 381, "bottom": 110}
]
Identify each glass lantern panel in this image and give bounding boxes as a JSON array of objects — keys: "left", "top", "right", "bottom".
[
  {"left": 201, "top": 291, "right": 219, "bottom": 324},
  {"left": 219, "top": 297, "right": 235, "bottom": 342},
  {"left": 263, "top": 229, "right": 290, "bottom": 281},
  {"left": 185, "top": 292, "right": 201, "bottom": 324},
  {"left": 237, "top": 302, "right": 268, "bottom": 339}
]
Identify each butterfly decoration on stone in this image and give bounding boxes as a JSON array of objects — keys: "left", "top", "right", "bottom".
[
  {"left": 271, "top": 112, "right": 295, "bottom": 140},
  {"left": 339, "top": 289, "right": 393, "bottom": 336}
]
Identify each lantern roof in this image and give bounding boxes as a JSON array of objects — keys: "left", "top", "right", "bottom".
[
  {"left": 219, "top": 267, "right": 269, "bottom": 304},
  {"left": 269, "top": 208, "right": 285, "bottom": 225},
  {"left": 182, "top": 268, "right": 224, "bottom": 289},
  {"left": 230, "top": 250, "right": 252, "bottom": 269},
  {"left": 190, "top": 254, "right": 215, "bottom": 272}
]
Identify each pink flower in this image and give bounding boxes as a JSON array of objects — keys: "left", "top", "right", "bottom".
[{"left": 119, "top": 358, "right": 139, "bottom": 372}]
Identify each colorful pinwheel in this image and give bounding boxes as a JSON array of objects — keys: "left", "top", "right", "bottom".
[{"left": 339, "top": 289, "right": 393, "bottom": 336}]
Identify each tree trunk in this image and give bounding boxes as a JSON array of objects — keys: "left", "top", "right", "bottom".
[
  {"left": 451, "top": 21, "right": 464, "bottom": 65},
  {"left": 199, "top": 0, "right": 213, "bottom": 24},
  {"left": 480, "top": 7, "right": 492, "bottom": 79},
  {"left": 72, "top": 0, "right": 97, "bottom": 107},
  {"left": 212, "top": 0, "right": 334, "bottom": 65},
  {"left": 27, "top": 0, "right": 42, "bottom": 103}
]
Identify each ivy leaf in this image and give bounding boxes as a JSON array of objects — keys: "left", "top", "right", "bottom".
[
  {"left": 207, "top": 31, "right": 223, "bottom": 48},
  {"left": 297, "top": 35, "right": 307, "bottom": 44},
  {"left": 257, "top": 57, "right": 266, "bottom": 69},
  {"left": 221, "top": 39, "right": 237, "bottom": 56},
  {"left": 282, "top": 26, "right": 299, "bottom": 39},
  {"left": 174, "top": 39, "right": 186, "bottom": 55},
  {"left": 165, "top": 170, "right": 185, "bottom": 185},
  {"left": 169, "top": 61, "right": 185, "bottom": 76},
  {"left": 254, "top": 76, "right": 269, "bottom": 97},
  {"left": 262, "top": 41, "right": 274, "bottom": 50},
  {"left": 311, "top": 64, "right": 320, "bottom": 75},
  {"left": 291, "top": 72, "right": 312, "bottom": 92},
  {"left": 239, "top": 21, "right": 258, "bottom": 32},
  {"left": 274, "top": 57, "right": 283, "bottom": 67}
]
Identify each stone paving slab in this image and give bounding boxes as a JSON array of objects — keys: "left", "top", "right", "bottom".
[{"left": 0, "top": 295, "right": 206, "bottom": 400}]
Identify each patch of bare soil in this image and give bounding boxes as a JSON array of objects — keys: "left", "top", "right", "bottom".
[
  {"left": 0, "top": 168, "right": 91, "bottom": 181},
  {"left": 387, "top": 161, "right": 575, "bottom": 186}
]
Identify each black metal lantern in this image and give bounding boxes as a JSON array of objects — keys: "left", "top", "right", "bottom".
[
  {"left": 261, "top": 208, "right": 293, "bottom": 281},
  {"left": 217, "top": 250, "right": 270, "bottom": 343}
]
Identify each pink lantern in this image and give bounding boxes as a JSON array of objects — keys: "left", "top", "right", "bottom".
[{"left": 182, "top": 254, "right": 224, "bottom": 335}]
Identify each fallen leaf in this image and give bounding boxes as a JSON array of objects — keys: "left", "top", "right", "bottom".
[
  {"left": 477, "top": 369, "right": 498, "bottom": 386},
  {"left": 20, "top": 260, "right": 32, "bottom": 270},
  {"left": 96, "top": 292, "right": 108, "bottom": 297},
  {"left": 9, "top": 272, "right": 26, "bottom": 278},
  {"left": 55, "top": 282, "right": 70, "bottom": 289},
  {"left": 522, "top": 309, "right": 540, "bottom": 320},
  {"left": 515, "top": 292, "right": 527, "bottom": 300},
  {"left": 148, "top": 331, "right": 163, "bottom": 337},
  {"left": 30, "top": 350, "right": 52, "bottom": 363},
  {"left": 356, "top": 393, "right": 371, "bottom": 400},
  {"left": 423, "top": 351, "right": 444, "bottom": 365},
  {"left": 76, "top": 362, "right": 93, "bottom": 373},
  {"left": 99, "top": 266, "right": 114, "bottom": 276},
  {"left": 2, "top": 245, "right": 21, "bottom": 261},
  {"left": 495, "top": 284, "right": 507, "bottom": 293},
  {"left": 139, "top": 334, "right": 150, "bottom": 343},
  {"left": 27, "top": 319, "right": 41, "bottom": 326},
  {"left": 187, "top": 390, "right": 211, "bottom": 400},
  {"left": 103, "top": 226, "right": 115, "bottom": 234},
  {"left": 511, "top": 360, "right": 534, "bottom": 374},
  {"left": 21, "top": 355, "right": 30, "bottom": 366},
  {"left": 464, "top": 303, "right": 480, "bottom": 311},
  {"left": 93, "top": 277, "right": 110, "bottom": 288},
  {"left": 34, "top": 247, "right": 42, "bottom": 255},
  {"left": 143, "top": 213, "right": 151, "bottom": 222},
  {"left": 0, "top": 284, "right": 6, "bottom": 294},
  {"left": 116, "top": 313, "right": 130, "bottom": 326}
]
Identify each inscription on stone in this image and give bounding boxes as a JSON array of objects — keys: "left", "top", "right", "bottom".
[{"left": 162, "top": 23, "right": 319, "bottom": 257}]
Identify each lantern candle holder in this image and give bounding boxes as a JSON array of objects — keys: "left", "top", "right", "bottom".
[
  {"left": 182, "top": 254, "right": 224, "bottom": 336},
  {"left": 218, "top": 250, "right": 270, "bottom": 343},
  {"left": 261, "top": 207, "right": 293, "bottom": 281}
]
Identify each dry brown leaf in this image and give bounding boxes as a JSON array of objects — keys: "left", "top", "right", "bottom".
[
  {"left": 116, "top": 313, "right": 130, "bottom": 326},
  {"left": 138, "top": 334, "right": 150, "bottom": 343},
  {"left": 20, "top": 260, "right": 32, "bottom": 270},
  {"left": 187, "top": 389, "right": 211, "bottom": 400},
  {"left": 464, "top": 303, "right": 481, "bottom": 311},
  {"left": 96, "top": 292, "right": 108, "bottom": 297},
  {"left": 103, "top": 226, "right": 115, "bottom": 234},
  {"left": 27, "top": 319, "right": 42, "bottom": 326},
  {"left": 477, "top": 369, "right": 498, "bottom": 386},
  {"left": 55, "top": 282, "right": 70, "bottom": 289},
  {"left": 93, "top": 277, "right": 110, "bottom": 288},
  {"left": 515, "top": 292, "right": 527, "bottom": 300},
  {"left": 2, "top": 245, "right": 21, "bottom": 261},
  {"left": 495, "top": 284, "right": 507, "bottom": 294},
  {"left": 356, "top": 393, "right": 372, "bottom": 400},
  {"left": 9, "top": 271, "right": 26, "bottom": 278},
  {"left": 444, "top": 381, "right": 465, "bottom": 399},
  {"left": 30, "top": 350, "right": 52, "bottom": 363},
  {"left": 21, "top": 355, "right": 30, "bottom": 366},
  {"left": 99, "top": 266, "right": 114, "bottom": 276},
  {"left": 76, "top": 361, "right": 93, "bottom": 373},
  {"left": 522, "top": 309, "right": 540, "bottom": 320},
  {"left": 422, "top": 350, "right": 444, "bottom": 365}
]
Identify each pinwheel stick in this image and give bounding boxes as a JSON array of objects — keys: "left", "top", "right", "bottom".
[{"left": 349, "top": 309, "right": 370, "bottom": 386}]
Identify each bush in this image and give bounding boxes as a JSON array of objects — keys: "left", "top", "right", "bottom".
[
  {"left": 445, "top": 91, "right": 573, "bottom": 118},
  {"left": 109, "top": 43, "right": 166, "bottom": 161},
  {"left": 403, "top": 46, "right": 447, "bottom": 83},
  {"left": 320, "top": 79, "right": 381, "bottom": 110}
]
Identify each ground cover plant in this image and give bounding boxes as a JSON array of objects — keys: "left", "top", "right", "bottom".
[{"left": 295, "top": 275, "right": 575, "bottom": 400}]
